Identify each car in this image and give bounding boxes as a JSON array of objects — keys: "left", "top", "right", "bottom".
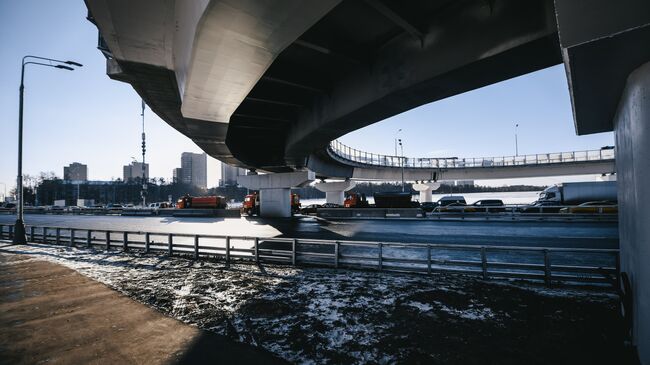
[
  {"left": 2, "top": 202, "right": 16, "bottom": 209},
  {"left": 420, "top": 202, "right": 437, "bottom": 213},
  {"left": 436, "top": 196, "right": 467, "bottom": 207},
  {"left": 300, "top": 204, "right": 321, "bottom": 215},
  {"left": 434, "top": 202, "right": 474, "bottom": 213},
  {"left": 106, "top": 203, "right": 124, "bottom": 212},
  {"left": 559, "top": 201, "right": 617, "bottom": 214},
  {"left": 149, "top": 202, "right": 170, "bottom": 209},
  {"left": 519, "top": 200, "right": 563, "bottom": 213},
  {"left": 472, "top": 199, "right": 505, "bottom": 212},
  {"left": 321, "top": 203, "right": 343, "bottom": 208}
]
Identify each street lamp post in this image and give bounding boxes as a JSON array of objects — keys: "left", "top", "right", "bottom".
[
  {"left": 13, "top": 55, "right": 82, "bottom": 244},
  {"left": 515, "top": 123, "right": 519, "bottom": 157},
  {"left": 399, "top": 138, "right": 405, "bottom": 192}
]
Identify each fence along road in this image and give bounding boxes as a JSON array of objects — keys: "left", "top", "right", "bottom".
[{"left": 0, "top": 224, "right": 619, "bottom": 290}]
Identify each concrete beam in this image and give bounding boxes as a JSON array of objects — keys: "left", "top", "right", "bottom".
[
  {"left": 314, "top": 180, "right": 356, "bottom": 205},
  {"left": 555, "top": 0, "right": 650, "bottom": 134},
  {"left": 237, "top": 171, "right": 315, "bottom": 190}
]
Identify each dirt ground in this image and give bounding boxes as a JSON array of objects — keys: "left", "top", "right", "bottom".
[
  {"left": 0, "top": 249, "right": 286, "bottom": 365},
  {"left": 0, "top": 243, "right": 633, "bottom": 364}
]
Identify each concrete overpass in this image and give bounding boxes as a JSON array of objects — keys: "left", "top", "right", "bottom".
[
  {"left": 325, "top": 140, "right": 615, "bottom": 181},
  {"left": 85, "top": 1, "right": 650, "bottom": 358}
]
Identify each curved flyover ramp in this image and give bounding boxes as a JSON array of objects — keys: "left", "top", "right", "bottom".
[{"left": 318, "top": 140, "right": 616, "bottom": 181}]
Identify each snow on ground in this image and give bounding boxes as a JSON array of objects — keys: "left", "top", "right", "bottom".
[{"left": 0, "top": 242, "right": 621, "bottom": 364}]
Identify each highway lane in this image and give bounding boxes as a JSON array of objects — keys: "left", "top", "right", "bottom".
[{"left": 0, "top": 214, "right": 618, "bottom": 249}]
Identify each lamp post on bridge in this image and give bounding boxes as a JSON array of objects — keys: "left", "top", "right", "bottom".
[
  {"left": 515, "top": 123, "right": 519, "bottom": 157},
  {"left": 13, "top": 55, "right": 82, "bottom": 244},
  {"left": 394, "top": 128, "right": 402, "bottom": 156},
  {"left": 399, "top": 138, "right": 405, "bottom": 192}
]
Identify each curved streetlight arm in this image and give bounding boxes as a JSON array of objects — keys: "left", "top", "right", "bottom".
[{"left": 23, "top": 55, "right": 83, "bottom": 67}]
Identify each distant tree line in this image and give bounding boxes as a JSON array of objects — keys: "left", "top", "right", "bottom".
[{"left": 14, "top": 171, "right": 547, "bottom": 206}]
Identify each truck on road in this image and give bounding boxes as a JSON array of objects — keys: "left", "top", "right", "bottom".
[
  {"left": 537, "top": 181, "right": 617, "bottom": 205},
  {"left": 176, "top": 195, "right": 227, "bottom": 209},
  {"left": 241, "top": 193, "right": 301, "bottom": 216}
]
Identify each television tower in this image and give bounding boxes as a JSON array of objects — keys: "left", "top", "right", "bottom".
[{"left": 141, "top": 100, "right": 147, "bottom": 207}]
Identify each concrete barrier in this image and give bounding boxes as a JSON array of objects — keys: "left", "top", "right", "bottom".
[
  {"left": 317, "top": 208, "right": 423, "bottom": 219},
  {"left": 172, "top": 209, "right": 240, "bottom": 218}
]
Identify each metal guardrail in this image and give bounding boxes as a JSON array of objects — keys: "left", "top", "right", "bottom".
[
  {"left": 328, "top": 140, "right": 615, "bottom": 169},
  {"left": 0, "top": 224, "right": 619, "bottom": 289}
]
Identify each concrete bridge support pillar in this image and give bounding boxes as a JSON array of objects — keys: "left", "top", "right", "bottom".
[
  {"left": 314, "top": 180, "right": 356, "bottom": 205},
  {"left": 412, "top": 182, "right": 441, "bottom": 203},
  {"left": 614, "top": 61, "right": 650, "bottom": 362},
  {"left": 237, "top": 171, "right": 315, "bottom": 217}
]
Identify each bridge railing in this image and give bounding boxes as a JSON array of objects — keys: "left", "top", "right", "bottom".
[
  {"left": 328, "top": 140, "right": 615, "bottom": 169},
  {"left": 0, "top": 223, "right": 619, "bottom": 289}
]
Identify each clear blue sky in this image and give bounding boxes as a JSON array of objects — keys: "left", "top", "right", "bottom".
[{"left": 1, "top": 1, "right": 614, "bottom": 193}]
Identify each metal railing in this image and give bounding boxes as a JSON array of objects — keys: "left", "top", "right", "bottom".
[
  {"left": 328, "top": 140, "right": 615, "bottom": 169},
  {"left": 0, "top": 223, "right": 619, "bottom": 289}
]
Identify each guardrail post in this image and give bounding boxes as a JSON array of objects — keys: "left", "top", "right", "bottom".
[
  {"left": 168, "top": 234, "right": 173, "bottom": 256},
  {"left": 225, "top": 236, "right": 231, "bottom": 267},
  {"left": 0, "top": 225, "right": 4, "bottom": 240},
  {"left": 480, "top": 247, "right": 488, "bottom": 280},
  {"left": 334, "top": 241, "right": 339, "bottom": 268},
  {"left": 292, "top": 239, "right": 297, "bottom": 265},
  {"left": 86, "top": 230, "right": 92, "bottom": 247},
  {"left": 144, "top": 232, "right": 150, "bottom": 254},
  {"left": 427, "top": 245, "right": 432, "bottom": 274},
  {"left": 254, "top": 237, "right": 259, "bottom": 263},
  {"left": 30, "top": 226, "right": 35, "bottom": 242},
  {"left": 105, "top": 231, "right": 110, "bottom": 251},
  {"left": 378, "top": 242, "right": 383, "bottom": 271},
  {"left": 70, "top": 229, "right": 75, "bottom": 247},
  {"left": 8, "top": 225, "right": 14, "bottom": 240},
  {"left": 193, "top": 235, "right": 199, "bottom": 260},
  {"left": 123, "top": 232, "right": 128, "bottom": 252},
  {"left": 543, "top": 249, "right": 551, "bottom": 287}
]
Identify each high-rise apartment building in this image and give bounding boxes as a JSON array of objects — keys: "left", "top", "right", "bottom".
[
  {"left": 123, "top": 162, "right": 149, "bottom": 182},
  {"left": 63, "top": 162, "right": 88, "bottom": 181},
  {"left": 219, "top": 162, "right": 247, "bottom": 186},
  {"left": 172, "top": 168, "right": 183, "bottom": 183},
  {"left": 179, "top": 152, "right": 207, "bottom": 189}
]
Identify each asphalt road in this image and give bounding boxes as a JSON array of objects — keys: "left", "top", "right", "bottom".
[{"left": 0, "top": 214, "right": 618, "bottom": 249}]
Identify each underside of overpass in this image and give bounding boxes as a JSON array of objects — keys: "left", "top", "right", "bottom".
[{"left": 86, "top": 0, "right": 561, "bottom": 177}]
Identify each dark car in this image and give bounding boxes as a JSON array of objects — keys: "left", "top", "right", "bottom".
[
  {"left": 321, "top": 203, "right": 343, "bottom": 208},
  {"left": 519, "top": 200, "right": 562, "bottom": 213},
  {"left": 106, "top": 203, "right": 124, "bottom": 213},
  {"left": 436, "top": 196, "right": 467, "bottom": 206},
  {"left": 472, "top": 199, "right": 505, "bottom": 213},
  {"left": 434, "top": 202, "right": 471, "bottom": 213},
  {"left": 420, "top": 202, "right": 438, "bottom": 213},
  {"left": 300, "top": 204, "right": 321, "bottom": 215}
]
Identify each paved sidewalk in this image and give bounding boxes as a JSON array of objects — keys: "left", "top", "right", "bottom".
[{"left": 0, "top": 245, "right": 287, "bottom": 365}]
